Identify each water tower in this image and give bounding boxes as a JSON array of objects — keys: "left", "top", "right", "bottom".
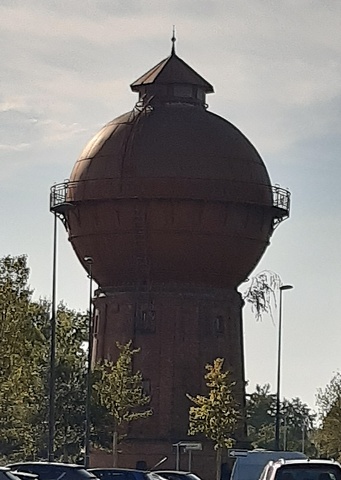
[{"left": 51, "top": 42, "right": 290, "bottom": 472}]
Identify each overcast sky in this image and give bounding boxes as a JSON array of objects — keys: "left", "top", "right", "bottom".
[{"left": 1, "top": 0, "right": 341, "bottom": 414}]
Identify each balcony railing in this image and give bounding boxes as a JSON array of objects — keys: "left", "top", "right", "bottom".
[
  {"left": 272, "top": 185, "right": 291, "bottom": 212},
  {"left": 50, "top": 182, "right": 69, "bottom": 211},
  {"left": 50, "top": 181, "right": 290, "bottom": 224}
]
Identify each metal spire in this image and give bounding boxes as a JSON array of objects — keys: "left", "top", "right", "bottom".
[{"left": 171, "top": 25, "right": 176, "bottom": 55}]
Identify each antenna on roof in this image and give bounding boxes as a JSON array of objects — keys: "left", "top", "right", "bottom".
[{"left": 171, "top": 25, "right": 176, "bottom": 55}]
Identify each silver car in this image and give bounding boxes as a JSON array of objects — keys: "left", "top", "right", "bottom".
[{"left": 259, "top": 458, "right": 341, "bottom": 480}]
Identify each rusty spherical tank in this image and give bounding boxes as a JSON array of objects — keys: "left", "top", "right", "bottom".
[{"left": 64, "top": 53, "right": 280, "bottom": 289}]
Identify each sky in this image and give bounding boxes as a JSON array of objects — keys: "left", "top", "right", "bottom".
[{"left": 1, "top": 0, "right": 341, "bottom": 415}]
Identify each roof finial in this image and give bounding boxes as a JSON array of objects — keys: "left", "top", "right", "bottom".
[{"left": 171, "top": 25, "right": 176, "bottom": 55}]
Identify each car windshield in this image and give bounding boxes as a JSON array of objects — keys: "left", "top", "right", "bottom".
[{"left": 276, "top": 465, "right": 341, "bottom": 480}]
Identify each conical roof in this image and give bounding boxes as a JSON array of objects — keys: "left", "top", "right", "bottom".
[{"left": 130, "top": 52, "right": 214, "bottom": 93}]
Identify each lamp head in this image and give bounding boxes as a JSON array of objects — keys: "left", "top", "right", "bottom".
[
  {"left": 280, "top": 284, "right": 293, "bottom": 291},
  {"left": 84, "top": 256, "right": 93, "bottom": 264}
]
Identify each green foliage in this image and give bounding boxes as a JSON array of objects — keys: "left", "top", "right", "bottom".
[
  {"left": 0, "top": 254, "right": 88, "bottom": 462},
  {"left": 247, "top": 384, "right": 275, "bottom": 430},
  {"left": 0, "top": 255, "right": 48, "bottom": 460},
  {"left": 92, "top": 341, "right": 152, "bottom": 465},
  {"left": 246, "top": 383, "right": 316, "bottom": 454},
  {"left": 187, "top": 358, "right": 240, "bottom": 480},
  {"left": 92, "top": 341, "right": 152, "bottom": 432},
  {"left": 281, "top": 397, "right": 316, "bottom": 454},
  {"left": 0, "top": 255, "right": 155, "bottom": 464},
  {"left": 93, "top": 341, "right": 153, "bottom": 467},
  {"left": 246, "top": 384, "right": 276, "bottom": 449},
  {"left": 26, "top": 302, "right": 88, "bottom": 462},
  {"left": 187, "top": 358, "right": 239, "bottom": 449},
  {"left": 53, "top": 305, "right": 88, "bottom": 461},
  {"left": 315, "top": 372, "right": 341, "bottom": 460}
]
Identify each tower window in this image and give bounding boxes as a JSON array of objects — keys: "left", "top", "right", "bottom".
[
  {"left": 197, "top": 88, "right": 205, "bottom": 102},
  {"left": 173, "top": 85, "right": 193, "bottom": 98},
  {"left": 214, "top": 315, "right": 225, "bottom": 334},
  {"left": 93, "top": 313, "right": 99, "bottom": 337},
  {"left": 135, "top": 309, "right": 156, "bottom": 334},
  {"left": 142, "top": 379, "right": 151, "bottom": 396}
]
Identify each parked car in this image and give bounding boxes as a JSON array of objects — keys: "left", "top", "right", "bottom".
[
  {"left": 89, "top": 468, "right": 165, "bottom": 480},
  {"left": 7, "top": 463, "right": 98, "bottom": 480},
  {"left": 230, "top": 450, "right": 306, "bottom": 480},
  {"left": 154, "top": 471, "right": 202, "bottom": 480},
  {"left": 258, "top": 458, "right": 341, "bottom": 480}
]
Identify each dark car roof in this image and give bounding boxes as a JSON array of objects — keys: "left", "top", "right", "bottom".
[
  {"left": 8, "top": 465, "right": 84, "bottom": 469},
  {"left": 7, "top": 463, "right": 97, "bottom": 480}
]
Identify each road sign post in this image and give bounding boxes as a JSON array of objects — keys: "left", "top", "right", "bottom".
[{"left": 173, "top": 442, "right": 203, "bottom": 470}]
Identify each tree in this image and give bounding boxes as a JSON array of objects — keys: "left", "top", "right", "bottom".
[
  {"left": 92, "top": 341, "right": 152, "bottom": 466},
  {"left": 243, "top": 270, "right": 282, "bottom": 321},
  {"left": 0, "top": 255, "right": 48, "bottom": 460},
  {"left": 29, "top": 299, "right": 88, "bottom": 462},
  {"left": 246, "top": 384, "right": 316, "bottom": 454},
  {"left": 0, "top": 254, "right": 89, "bottom": 462},
  {"left": 187, "top": 358, "right": 240, "bottom": 480},
  {"left": 280, "top": 397, "right": 316, "bottom": 455},
  {"left": 53, "top": 304, "right": 88, "bottom": 461},
  {"left": 246, "top": 384, "right": 276, "bottom": 449},
  {"left": 315, "top": 372, "right": 341, "bottom": 460},
  {"left": 247, "top": 384, "right": 275, "bottom": 430},
  {"left": 0, "top": 254, "right": 154, "bottom": 463}
]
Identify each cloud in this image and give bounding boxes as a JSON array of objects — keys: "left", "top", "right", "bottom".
[
  {"left": 0, "top": 107, "right": 40, "bottom": 147},
  {"left": 0, "top": 0, "right": 340, "bottom": 412},
  {"left": 0, "top": 143, "right": 30, "bottom": 153},
  {"left": 0, "top": 103, "right": 86, "bottom": 152},
  {"left": 0, "top": 0, "right": 340, "bottom": 178}
]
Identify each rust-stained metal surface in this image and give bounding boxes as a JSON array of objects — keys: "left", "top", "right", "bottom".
[
  {"left": 70, "top": 108, "right": 271, "bottom": 202},
  {"left": 62, "top": 101, "right": 289, "bottom": 289}
]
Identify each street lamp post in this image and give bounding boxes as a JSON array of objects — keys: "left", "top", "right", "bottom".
[
  {"left": 84, "top": 256, "right": 94, "bottom": 469},
  {"left": 48, "top": 211, "right": 58, "bottom": 462},
  {"left": 275, "top": 284, "right": 293, "bottom": 450},
  {"left": 48, "top": 184, "right": 74, "bottom": 461}
]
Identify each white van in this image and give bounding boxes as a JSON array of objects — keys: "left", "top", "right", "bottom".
[{"left": 229, "top": 450, "right": 307, "bottom": 480}]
